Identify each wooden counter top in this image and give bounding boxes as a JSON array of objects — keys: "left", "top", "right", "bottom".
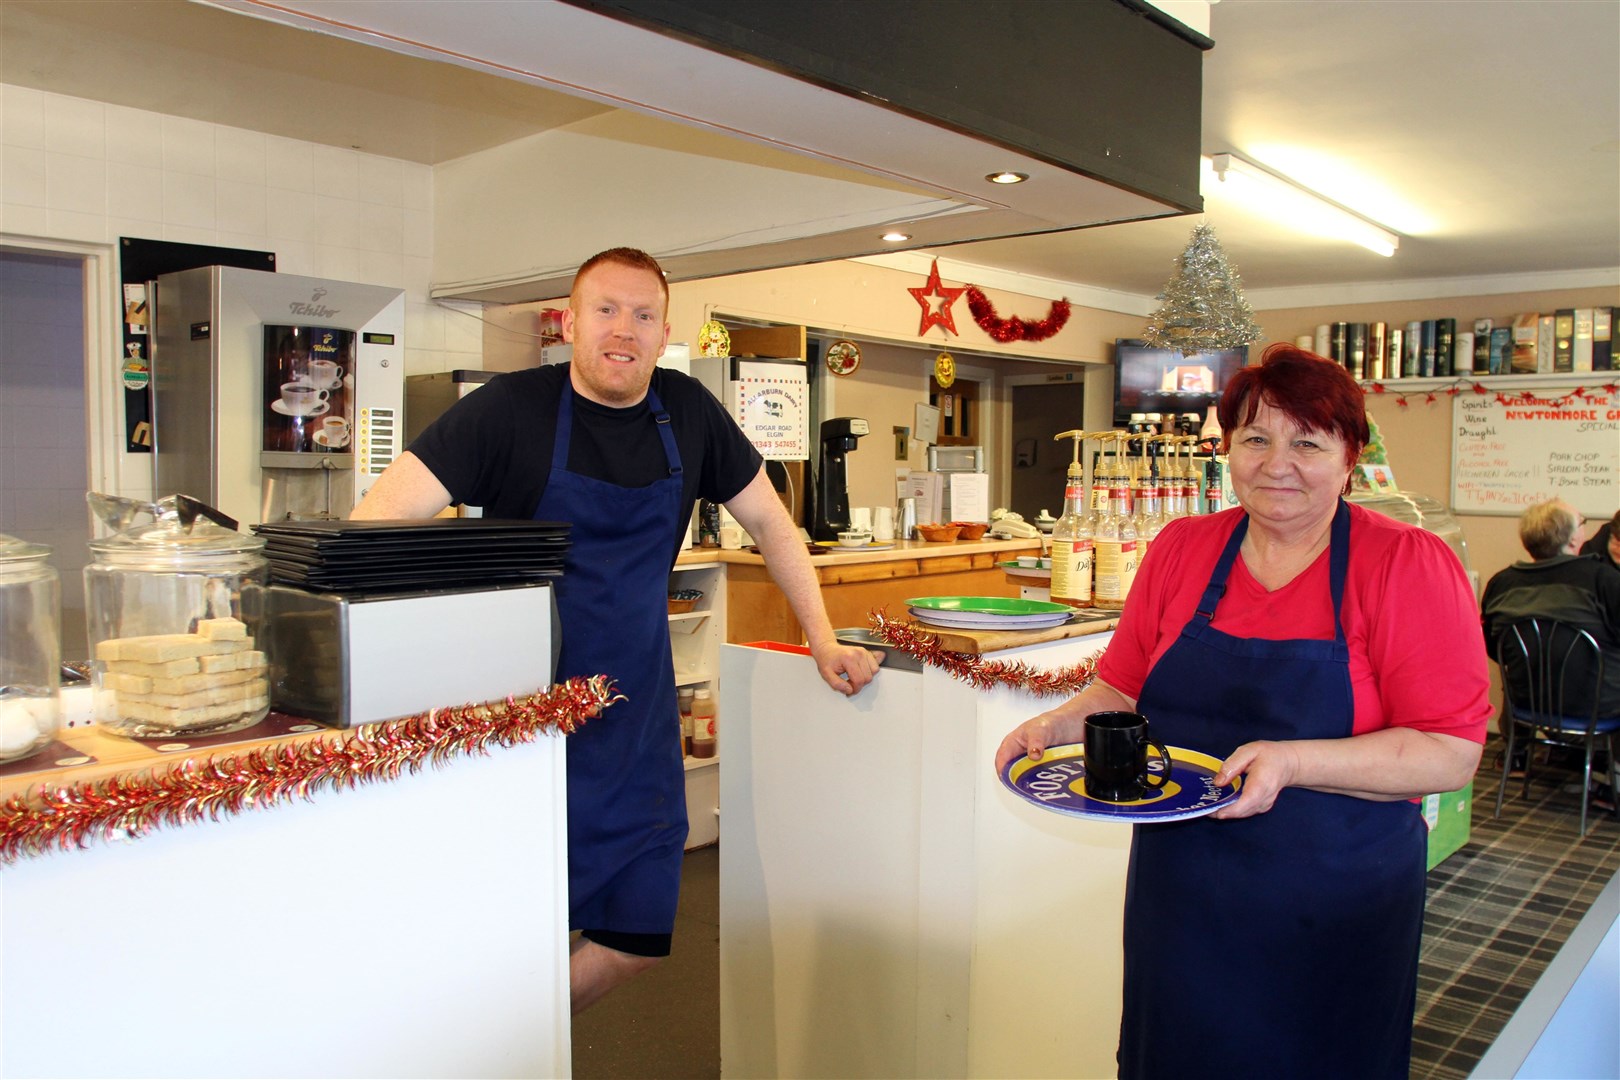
[
  {"left": 676, "top": 535, "right": 1045, "bottom": 569},
  {"left": 0, "top": 703, "right": 336, "bottom": 805},
  {"left": 910, "top": 609, "right": 1118, "bottom": 655},
  {"left": 694, "top": 537, "right": 1046, "bottom": 646}
]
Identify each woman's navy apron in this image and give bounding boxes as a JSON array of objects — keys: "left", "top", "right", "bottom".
[
  {"left": 1118, "top": 501, "right": 1425, "bottom": 1080},
  {"left": 535, "top": 378, "right": 687, "bottom": 934}
]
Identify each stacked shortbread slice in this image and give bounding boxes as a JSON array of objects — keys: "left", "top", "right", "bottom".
[{"left": 96, "top": 617, "right": 268, "bottom": 732}]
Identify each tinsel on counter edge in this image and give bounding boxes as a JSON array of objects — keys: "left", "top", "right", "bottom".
[
  {"left": 0, "top": 675, "right": 622, "bottom": 864},
  {"left": 868, "top": 611, "right": 1101, "bottom": 697}
]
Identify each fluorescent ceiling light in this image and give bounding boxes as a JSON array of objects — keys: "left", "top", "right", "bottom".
[{"left": 1207, "top": 152, "right": 1400, "bottom": 257}]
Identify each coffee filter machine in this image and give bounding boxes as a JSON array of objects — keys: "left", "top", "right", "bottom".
[
  {"left": 152, "top": 267, "right": 406, "bottom": 528},
  {"left": 811, "top": 416, "right": 869, "bottom": 541}
]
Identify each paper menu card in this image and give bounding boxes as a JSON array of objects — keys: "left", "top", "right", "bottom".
[
  {"left": 904, "top": 471, "right": 943, "bottom": 527},
  {"left": 949, "top": 472, "right": 991, "bottom": 523}
]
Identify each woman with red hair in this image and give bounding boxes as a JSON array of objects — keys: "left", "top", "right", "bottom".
[{"left": 998, "top": 344, "right": 1491, "bottom": 1078}]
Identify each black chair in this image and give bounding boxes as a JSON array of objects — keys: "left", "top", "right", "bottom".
[{"left": 1493, "top": 618, "right": 1620, "bottom": 836}]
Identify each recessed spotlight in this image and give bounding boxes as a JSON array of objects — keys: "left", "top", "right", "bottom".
[
  {"left": 986, "top": 171, "right": 1029, "bottom": 185},
  {"left": 881, "top": 231, "right": 912, "bottom": 243}
]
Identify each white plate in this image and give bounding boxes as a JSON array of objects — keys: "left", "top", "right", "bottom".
[
  {"left": 826, "top": 542, "right": 895, "bottom": 552},
  {"left": 998, "top": 561, "right": 1052, "bottom": 580},
  {"left": 271, "top": 399, "right": 329, "bottom": 418},
  {"left": 909, "top": 608, "right": 1074, "bottom": 630},
  {"left": 313, "top": 430, "right": 350, "bottom": 448}
]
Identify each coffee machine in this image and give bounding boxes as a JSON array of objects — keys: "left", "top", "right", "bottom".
[
  {"left": 811, "top": 416, "right": 869, "bottom": 541},
  {"left": 151, "top": 267, "right": 406, "bottom": 528}
]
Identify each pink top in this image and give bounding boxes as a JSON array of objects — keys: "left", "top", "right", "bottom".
[{"left": 1097, "top": 503, "right": 1491, "bottom": 742}]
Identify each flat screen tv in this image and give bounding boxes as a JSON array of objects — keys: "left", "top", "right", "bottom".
[{"left": 1112, "top": 339, "right": 1249, "bottom": 424}]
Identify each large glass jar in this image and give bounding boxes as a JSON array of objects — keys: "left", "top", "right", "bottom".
[
  {"left": 85, "top": 517, "right": 269, "bottom": 738},
  {"left": 0, "top": 534, "right": 61, "bottom": 762}
]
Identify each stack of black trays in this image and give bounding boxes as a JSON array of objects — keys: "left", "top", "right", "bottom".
[{"left": 251, "top": 519, "right": 570, "bottom": 593}]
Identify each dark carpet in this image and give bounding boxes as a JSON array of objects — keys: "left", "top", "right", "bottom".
[{"left": 572, "top": 844, "right": 720, "bottom": 1080}]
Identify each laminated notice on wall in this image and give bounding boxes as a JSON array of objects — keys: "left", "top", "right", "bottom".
[{"left": 728, "top": 360, "right": 808, "bottom": 461}]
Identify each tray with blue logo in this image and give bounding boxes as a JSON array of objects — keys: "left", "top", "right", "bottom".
[{"left": 1001, "top": 743, "right": 1243, "bottom": 823}]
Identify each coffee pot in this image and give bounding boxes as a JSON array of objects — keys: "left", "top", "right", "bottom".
[{"left": 896, "top": 496, "right": 919, "bottom": 541}]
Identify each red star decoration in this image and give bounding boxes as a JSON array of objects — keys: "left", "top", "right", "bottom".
[{"left": 908, "top": 259, "right": 964, "bottom": 337}]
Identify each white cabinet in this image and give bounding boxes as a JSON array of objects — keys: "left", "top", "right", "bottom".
[
  {"left": 670, "top": 559, "right": 724, "bottom": 848},
  {"left": 719, "top": 630, "right": 1128, "bottom": 1079}
]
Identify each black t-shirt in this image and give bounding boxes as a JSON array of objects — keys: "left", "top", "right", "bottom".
[{"left": 409, "top": 365, "right": 762, "bottom": 547}]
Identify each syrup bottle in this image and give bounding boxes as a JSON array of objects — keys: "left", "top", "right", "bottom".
[
  {"left": 1093, "top": 432, "right": 1139, "bottom": 609},
  {"left": 1049, "top": 429, "right": 1094, "bottom": 609}
]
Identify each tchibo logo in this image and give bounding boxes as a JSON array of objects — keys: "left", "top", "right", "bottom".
[{"left": 289, "top": 288, "right": 337, "bottom": 319}]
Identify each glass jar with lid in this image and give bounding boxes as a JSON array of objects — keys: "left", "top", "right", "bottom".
[
  {"left": 85, "top": 502, "right": 270, "bottom": 738},
  {"left": 0, "top": 534, "right": 61, "bottom": 763}
]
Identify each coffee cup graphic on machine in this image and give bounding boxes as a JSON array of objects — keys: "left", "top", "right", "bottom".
[
  {"left": 278, "top": 382, "right": 329, "bottom": 416},
  {"left": 318, "top": 415, "right": 351, "bottom": 447},
  {"left": 305, "top": 358, "right": 344, "bottom": 389}
]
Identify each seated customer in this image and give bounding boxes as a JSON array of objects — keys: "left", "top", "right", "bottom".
[
  {"left": 1481, "top": 501, "right": 1620, "bottom": 787},
  {"left": 1580, "top": 509, "right": 1620, "bottom": 571}
]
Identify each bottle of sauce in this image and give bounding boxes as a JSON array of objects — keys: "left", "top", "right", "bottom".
[
  {"left": 698, "top": 500, "right": 721, "bottom": 547},
  {"left": 1093, "top": 433, "right": 1140, "bottom": 609},
  {"left": 1134, "top": 436, "right": 1165, "bottom": 561},
  {"left": 1179, "top": 436, "right": 1202, "bottom": 517},
  {"left": 1049, "top": 430, "right": 1093, "bottom": 609},
  {"left": 1163, "top": 436, "right": 1187, "bottom": 521},
  {"left": 677, "top": 687, "right": 695, "bottom": 757},
  {"left": 1088, "top": 446, "right": 1113, "bottom": 518},
  {"left": 691, "top": 688, "right": 717, "bottom": 759},
  {"left": 1205, "top": 456, "right": 1226, "bottom": 516}
]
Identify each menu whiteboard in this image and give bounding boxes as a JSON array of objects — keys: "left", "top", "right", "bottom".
[{"left": 1451, "top": 387, "right": 1620, "bottom": 516}]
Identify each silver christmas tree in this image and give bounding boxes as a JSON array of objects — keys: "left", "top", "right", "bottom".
[{"left": 1142, "top": 223, "right": 1262, "bottom": 356}]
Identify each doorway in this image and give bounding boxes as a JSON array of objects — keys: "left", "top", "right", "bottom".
[
  {"left": 1008, "top": 380, "right": 1086, "bottom": 523},
  {"left": 0, "top": 249, "right": 92, "bottom": 657}
]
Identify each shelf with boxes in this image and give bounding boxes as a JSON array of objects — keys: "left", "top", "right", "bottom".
[{"left": 1310, "top": 305, "right": 1617, "bottom": 382}]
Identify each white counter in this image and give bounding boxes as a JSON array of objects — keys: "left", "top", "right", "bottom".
[
  {"left": 1, "top": 599, "right": 571, "bottom": 1079},
  {"left": 719, "top": 630, "right": 1125, "bottom": 1079}
]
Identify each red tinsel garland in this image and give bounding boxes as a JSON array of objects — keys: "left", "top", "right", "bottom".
[
  {"left": 869, "top": 611, "right": 1101, "bottom": 696},
  {"left": 965, "top": 286, "right": 1071, "bottom": 343},
  {"left": 0, "top": 676, "right": 621, "bottom": 864}
]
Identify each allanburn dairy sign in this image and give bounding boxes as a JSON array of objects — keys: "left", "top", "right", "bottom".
[{"left": 728, "top": 360, "right": 808, "bottom": 461}]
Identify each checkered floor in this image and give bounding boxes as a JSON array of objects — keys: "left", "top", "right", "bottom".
[{"left": 1412, "top": 739, "right": 1620, "bottom": 1079}]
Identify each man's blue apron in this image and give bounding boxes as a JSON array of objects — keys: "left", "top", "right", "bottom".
[
  {"left": 1119, "top": 501, "right": 1425, "bottom": 1079},
  {"left": 536, "top": 377, "right": 687, "bottom": 933}
]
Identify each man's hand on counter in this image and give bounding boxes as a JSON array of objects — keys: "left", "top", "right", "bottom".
[{"left": 811, "top": 640, "right": 883, "bottom": 696}]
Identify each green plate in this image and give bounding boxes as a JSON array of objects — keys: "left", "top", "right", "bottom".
[{"left": 904, "top": 595, "right": 1070, "bottom": 615}]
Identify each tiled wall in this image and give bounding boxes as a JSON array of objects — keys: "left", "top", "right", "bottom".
[
  {"left": 0, "top": 83, "right": 485, "bottom": 500},
  {"left": 0, "top": 251, "right": 90, "bottom": 657}
]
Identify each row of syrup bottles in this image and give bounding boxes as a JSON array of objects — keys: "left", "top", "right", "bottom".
[{"left": 1049, "top": 429, "right": 1221, "bottom": 610}]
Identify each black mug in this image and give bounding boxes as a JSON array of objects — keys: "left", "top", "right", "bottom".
[{"left": 1084, "top": 710, "right": 1173, "bottom": 802}]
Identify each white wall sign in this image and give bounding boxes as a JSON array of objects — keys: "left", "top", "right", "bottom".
[
  {"left": 728, "top": 360, "right": 808, "bottom": 461},
  {"left": 1451, "top": 388, "right": 1620, "bottom": 516}
]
